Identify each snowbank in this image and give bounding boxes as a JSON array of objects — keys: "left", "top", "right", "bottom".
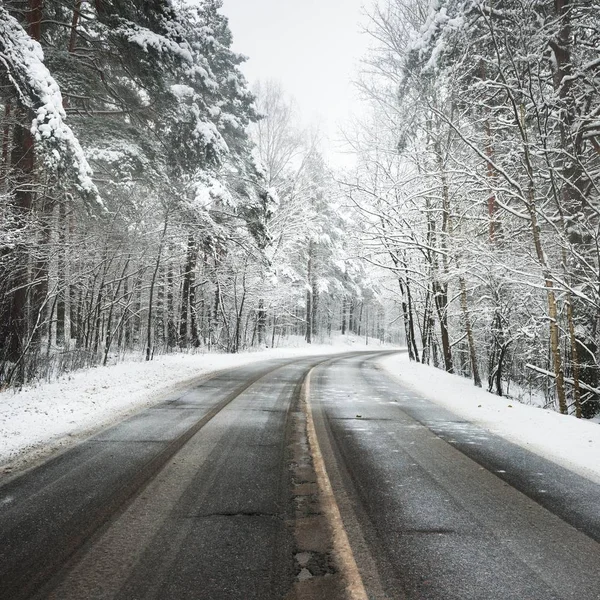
[{"left": 379, "top": 353, "right": 600, "bottom": 486}]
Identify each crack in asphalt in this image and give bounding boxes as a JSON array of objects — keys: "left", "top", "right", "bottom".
[{"left": 187, "top": 511, "right": 281, "bottom": 519}]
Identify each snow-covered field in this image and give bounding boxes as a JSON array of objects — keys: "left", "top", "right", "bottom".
[
  {"left": 379, "top": 353, "right": 600, "bottom": 486},
  {"left": 0, "top": 337, "right": 383, "bottom": 472},
  {"left": 2, "top": 344, "right": 599, "bottom": 489}
]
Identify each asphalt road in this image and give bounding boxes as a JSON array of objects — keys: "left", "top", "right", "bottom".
[
  {"left": 1, "top": 351, "right": 599, "bottom": 600},
  {"left": 310, "top": 353, "right": 600, "bottom": 600}
]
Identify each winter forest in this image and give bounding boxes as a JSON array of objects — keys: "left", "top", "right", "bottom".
[{"left": 1, "top": 0, "right": 599, "bottom": 420}]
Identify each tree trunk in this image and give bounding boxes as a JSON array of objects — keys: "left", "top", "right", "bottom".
[
  {"left": 179, "top": 233, "right": 197, "bottom": 347},
  {"left": 1, "top": 101, "right": 11, "bottom": 187},
  {"left": 233, "top": 281, "right": 246, "bottom": 354},
  {"left": 525, "top": 188, "right": 567, "bottom": 412},
  {"left": 459, "top": 275, "right": 481, "bottom": 387},
  {"left": 421, "top": 287, "right": 432, "bottom": 364},
  {"left": 305, "top": 287, "right": 312, "bottom": 344},
  {"left": 68, "top": 0, "right": 83, "bottom": 53},
  {"left": 92, "top": 260, "right": 108, "bottom": 357},
  {"left": 305, "top": 241, "right": 314, "bottom": 344},
  {"left": 565, "top": 298, "right": 582, "bottom": 417},
  {"left": 28, "top": 0, "right": 43, "bottom": 40},
  {"left": 166, "top": 261, "right": 176, "bottom": 349},
  {"left": 479, "top": 60, "right": 501, "bottom": 242},
  {"left": 104, "top": 259, "right": 129, "bottom": 365},
  {"left": 257, "top": 298, "right": 267, "bottom": 345},
  {"left": 5, "top": 108, "right": 35, "bottom": 371},
  {"left": 311, "top": 280, "right": 319, "bottom": 340},
  {"left": 435, "top": 141, "right": 454, "bottom": 374},
  {"left": 146, "top": 216, "right": 168, "bottom": 361},
  {"left": 520, "top": 104, "right": 568, "bottom": 413},
  {"left": 401, "top": 254, "right": 420, "bottom": 361},
  {"left": 433, "top": 282, "right": 453, "bottom": 373},
  {"left": 212, "top": 283, "right": 220, "bottom": 348},
  {"left": 189, "top": 278, "right": 200, "bottom": 349}
]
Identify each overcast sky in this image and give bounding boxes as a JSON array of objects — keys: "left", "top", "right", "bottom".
[{"left": 221, "top": 0, "right": 371, "bottom": 163}]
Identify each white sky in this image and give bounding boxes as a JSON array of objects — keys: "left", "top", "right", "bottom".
[{"left": 221, "top": 0, "right": 371, "bottom": 164}]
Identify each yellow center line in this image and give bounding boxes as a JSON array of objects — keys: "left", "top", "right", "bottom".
[{"left": 302, "top": 369, "right": 369, "bottom": 600}]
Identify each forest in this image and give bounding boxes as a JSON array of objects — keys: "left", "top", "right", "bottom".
[
  {"left": 0, "top": 0, "right": 392, "bottom": 390},
  {"left": 345, "top": 0, "right": 600, "bottom": 418},
  {"left": 1, "top": 0, "right": 599, "bottom": 420}
]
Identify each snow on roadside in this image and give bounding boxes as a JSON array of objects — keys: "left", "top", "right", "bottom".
[
  {"left": 379, "top": 353, "right": 600, "bottom": 485},
  {"left": 0, "top": 338, "right": 386, "bottom": 473}
]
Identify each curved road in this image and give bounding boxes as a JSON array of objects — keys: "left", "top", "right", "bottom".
[{"left": 0, "top": 351, "right": 599, "bottom": 599}]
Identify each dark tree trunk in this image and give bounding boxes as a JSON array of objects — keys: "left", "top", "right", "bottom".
[
  {"left": 28, "top": 0, "right": 43, "bottom": 40},
  {"left": 311, "top": 281, "right": 318, "bottom": 340},
  {"left": 68, "top": 0, "right": 83, "bottom": 53},
  {"left": 146, "top": 217, "right": 168, "bottom": 360},
  {"left": 341, "top": 296, "right": 347, "bottom": 335},
  {"left": 433, "top": 282, "right": 453, "bottom": 373},
  {"left": 166, "top": 261, "right": 176, "bottom": 349},
  {"left": 1, "top": 101, "right": 11, "bottom": 183},
  {"left": 357, "top": 302, "right": 363, "bottom": 337},
  {"left": 305, "top": 287, "right": 312, "bottom": 344},
  {"left": 305, "top": 242, "right": 314, "bottom": 344},
  {"left": 179, "top": 234, "right": 197, "bottom": 347},
  {"left": 92, "top": 263, "right": 108, "bottom": 357},
  {"left": 404, "top": 277, "right": 419, "bottom": 362},
  {"left": 104, "top": 259, "right": 129, "bottom": 365},
  {"left": 233, "top": 287, "right": 246, "bottom": 354},
  {"left": 5, "top": 109, "right": 35, "bottom": 370},
  {"left": 257, "top": 298, "right": 267, "bottom": 345},
  {"left": 421, "top": 287, "right": 432, "bottom": 364},
  {"left": 189, "top": 281, "right": 199, "bottom": 348},
  {"left": 459, "top": 275, "right": 481, "bottom": 387}
]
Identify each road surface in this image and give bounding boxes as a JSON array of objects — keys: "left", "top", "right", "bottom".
[{"left": 0, "top": 351, "right": 599, "bottom": 599}]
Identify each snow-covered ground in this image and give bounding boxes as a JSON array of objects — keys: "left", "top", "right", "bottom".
[
  {"left": 0, "top": 336, "right": 384, "bottom": 473},
  {"left": 379, "top": 353, "right": 600, "bottom": 486}
]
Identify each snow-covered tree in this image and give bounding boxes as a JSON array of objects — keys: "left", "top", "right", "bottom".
[{"left": 348, "top": 0, "right": 600, "bottom": 417}]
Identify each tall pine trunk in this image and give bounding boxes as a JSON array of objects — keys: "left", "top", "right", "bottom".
[{"left": 146, "top": 216, "right": 168, "bottom": 360}]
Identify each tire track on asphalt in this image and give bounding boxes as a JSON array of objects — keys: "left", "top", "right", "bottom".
[{"left": 0, "top": 358, "right": 318, "bottom": 600}]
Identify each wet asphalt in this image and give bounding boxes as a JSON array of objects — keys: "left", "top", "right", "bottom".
[
  {"left": 1, "top": 350, "right": 599, "bottom": 600},
  {"left": 0, "top": 356, "right": 316, "bottom": 599},
  {"left": 310, "top": 353, "right": 600, "bottom": 600}
]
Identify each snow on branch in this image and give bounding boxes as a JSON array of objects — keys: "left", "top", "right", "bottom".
[
  {"left": 408, "top": 0, "right": 467, "bottom": 70},
  {"left": 526, "top": 363, "right": 600, "bottom": 396},
  {"left": 113, "top": 21, "right": 194, "bottom": 64},
  {"left": 0, "top": 7, "right": 105, "bottom": 215}
]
